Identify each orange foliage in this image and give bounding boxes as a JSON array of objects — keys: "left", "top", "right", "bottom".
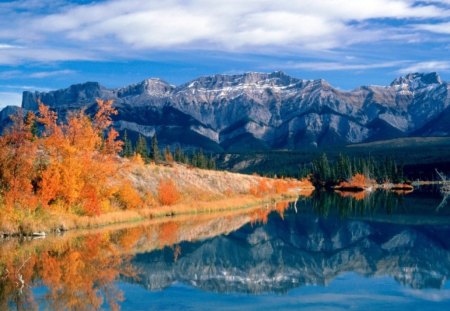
[
  {"left": 298, "top": 178, "right": 314, "bottom": 190},
  {"left": 250, "top": 209, "right": 270, "bottom": 225},
  {"left": 117, "top": 182, "right": 143, "bottom": 209},
  {"left": 337, "top": 173, "right": 372, "bottom": 190},
  {"left": 273, "top": 179, "right": 289, "bottom": 194},
  {"left": 159, "top": 221, "right": 179, "bottom": 245},
  {"left": 93, "top": 99, "right": 117, "bottom": 131},
  {"left": 158, "top": 178, "right": 180, "bottom": 206},
  {"left": 38, "top": 234, "right": 129, "bottom": 310},
  {"left": 0, "top": 229, "right": 142, "bottom": 311},
  {"left": 275, "top": 201, "right": 289, "bottom": 219},
  {"left": 104, "top": 128, "right": 123, "bottom": 155},
  {"left": 0, "top": 100, "right": 124, "bottom": 216},
  {"left": 0, "top": 109, "right": 39, "bottom": 210},
  {"left": 336, "top": 190, "right": 368, "bottom": 201},
  {"left": 250, "top": 179, "right": 271, "bottom": 197}
]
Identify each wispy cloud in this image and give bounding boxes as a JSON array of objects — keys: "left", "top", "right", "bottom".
[
  {"left": 0, "top": 47, "right": 96, "bottom": 65},
  {"left": 414, "top": 22, "right": 450, "bottom": 34},
  {"left": 33, "top": 0, "right": 447, "bottom": 50},
  {"left": 0, "top": 0, "right": 449, "bottom": 90},
  {"left": 0, "top": 84, "right": 51, "bottom": 92},
  {"left": 397, "top": 61, "right": 450, "bottom": 74},
  {"left": 0, "top": 0, "right": 448, "bottom": 64},
  {"left": 0, "top": 43, "right": 21, "bottom": 49},
  {"left": 0, "top": 69, "right": 76, "bottom": 79},
  {"left": 29, "top": 69, "right": 76, "bottom": 78}
]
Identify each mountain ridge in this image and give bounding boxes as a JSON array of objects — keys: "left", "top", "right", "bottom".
[{"left": 4, "top": 71, "right": 449, "bottom": 151}]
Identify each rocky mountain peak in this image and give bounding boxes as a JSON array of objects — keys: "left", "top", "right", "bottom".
[
  {"left": 179, "top": 71, "right": 300, "bottom": 91},
  {"left": 117, "top": 78, "right": 173, "bottom": 98},
  {"left": 390, "top": 72, "right": 442, "bottom": 89}
]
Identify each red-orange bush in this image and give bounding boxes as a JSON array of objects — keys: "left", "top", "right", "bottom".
[
  {"left": 337, "top": 173, "right": 371, "bottom": 189},
  {"left": 273, "top": 180, "right": 289, "bottom": 194},
  {"left": 157, "top": 178, "right": 180, "bottom": 206},
  {"left": 250, "top": 179, "right": 271, "bottom": 197}
]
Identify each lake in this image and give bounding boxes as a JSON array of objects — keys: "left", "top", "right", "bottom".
[{"left": 1, "top": 187, "right": 450, "bottom": 310}]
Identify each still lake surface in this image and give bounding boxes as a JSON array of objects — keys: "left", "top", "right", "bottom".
[{"left": 2, "top": 187, "right": 450, "bottom": 310}]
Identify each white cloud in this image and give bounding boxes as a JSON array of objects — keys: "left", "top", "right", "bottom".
[
  {"left": 0, "top": 47, "right": 96, "bottom": 65},
  {"left": 0, "top": 84, "right": 51, "bottom": 92},
  {"left": 414, "top": 22, "right": 450, "bottom": 34},
  {"left": 397, "top": 61, "right": 450, "bottom": 73},
  {"left": 37, "top": 0, "right": 446, "bottom": 51},
  {"left": 0, "top": 69, "right": 76, "bottom": 79},
  {"left": 0, "top": 92, "right": 21, "bottom": 108},
  {"left": 29, "top": 69, "right": 76, "bottom": 78},
  {"left": 0, "top": 43, "right": 21, "bottom": 49},
  {"left": 0, "top": 70, "right": 23, "bottom": 79},
  {"left": 0, "top": 0, "right": 446, "bottom": 62}
]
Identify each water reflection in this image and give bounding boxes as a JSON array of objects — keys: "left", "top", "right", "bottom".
[
  {"left": 0, "top": 232, "right": 135, "bottom": 310},
  {"left": 0, "top": 190, "right": 450, "bottom": 310},
  {"left": 0, "top": 206, "right": 280, "bottom": 310},
  {"left": 131, "top": 190, "right": 450, "bottom": 294}
]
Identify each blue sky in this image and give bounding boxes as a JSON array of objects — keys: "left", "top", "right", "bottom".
[{"left": 0, "top": 0, "right": 450, "bottom": 108}]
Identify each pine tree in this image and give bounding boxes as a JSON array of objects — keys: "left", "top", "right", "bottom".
[
  {"left": 164, "top": 146, "right": 173, "bottom": 162},
  {"left": 207, "top": 154, "right": 216, "bottom": 170},
  {"left": 196, "top": 149, "right": 207, "bottom": 168},
  {"left": 122, "top": 130, "right": 133, "bottom": 157},
  {"left": 135, "top": 134, "right": 148, "bottom": 161},
  {"left": 151, "top": 133, "right": 161, "bottom": 163}
]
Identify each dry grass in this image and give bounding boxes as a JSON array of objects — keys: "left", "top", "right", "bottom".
[{"left": 1, "top": 161, "right": 314, "bottom": 235}]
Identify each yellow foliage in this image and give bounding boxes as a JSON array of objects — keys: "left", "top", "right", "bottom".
[{"left": 117, "top": 182, "right": 143, "bottom": 209}]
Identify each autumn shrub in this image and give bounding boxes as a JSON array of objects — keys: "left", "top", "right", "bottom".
[
  {"left": 274, "top": 180, "right": 289, "bottom": 194},
  {"left": 337, "top": 173, "right": 372, "bottom": 189},
  {"left": 117, "top": 182, "right": 143, "bottom": 209},
  {"left": 250, "top": 179, "right": 271, "bottom": 197},
  {"left": 157, "top": 178, "right": 180, "bottom": 206}
]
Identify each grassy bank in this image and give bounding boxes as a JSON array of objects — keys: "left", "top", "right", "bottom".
[
  {"left": 0, "top": 101, "right": 313, "bottom": 236},
  {"left": 0, "top": 161, "right": 314, "bottom": 236}
]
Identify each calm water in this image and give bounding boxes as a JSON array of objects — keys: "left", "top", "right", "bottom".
[{"left": 1, "top": 187, "right": 450, "bottom": 310}]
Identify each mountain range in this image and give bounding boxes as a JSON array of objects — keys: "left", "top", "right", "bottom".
[{"left": 1, "top": 71, "right": 449, "bottom": 151}]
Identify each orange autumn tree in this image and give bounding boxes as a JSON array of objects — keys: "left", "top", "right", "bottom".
[
  {"left": 0, "top": 99, "right": 125, "bottom": 216},
  {"left": 0, "top": 109, "right": 39, "bottom": 211},
  {"left": 36, "top": 100, "right": 123, "bottom": 215}
]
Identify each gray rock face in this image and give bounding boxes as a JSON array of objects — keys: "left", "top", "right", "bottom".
[
  {"left": 15, "top": 71, "right": 450, "bottom": 151},
  {"left": 0, "top": 105, "right": 21, "bottom": 134}
]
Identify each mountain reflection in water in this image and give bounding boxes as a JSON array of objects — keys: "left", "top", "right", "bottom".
[
  {"left": 1, "top": 189, "right": 450, "bottom": 310},
  {"left": 133, "top": 190, "right": 450, "bottom": 294}
]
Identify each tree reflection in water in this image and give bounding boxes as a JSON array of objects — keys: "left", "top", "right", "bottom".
[
  {"left": 0, "top": 202, "right": 292, "bottom": 310},
  {"left": 2, "top": 191, "right": 450, "bottom": 309},
  {"left": 0, "top": 231, "right": 136, "bottom": 311}
]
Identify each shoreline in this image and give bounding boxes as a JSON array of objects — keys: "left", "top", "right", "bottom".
[{"left": 0, "top": 191, "right": 310, "bottom": 239}]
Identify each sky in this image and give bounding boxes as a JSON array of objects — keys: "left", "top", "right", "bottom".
[{"left": 0, "top": 0, "right": 450, "bottom": 108}]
